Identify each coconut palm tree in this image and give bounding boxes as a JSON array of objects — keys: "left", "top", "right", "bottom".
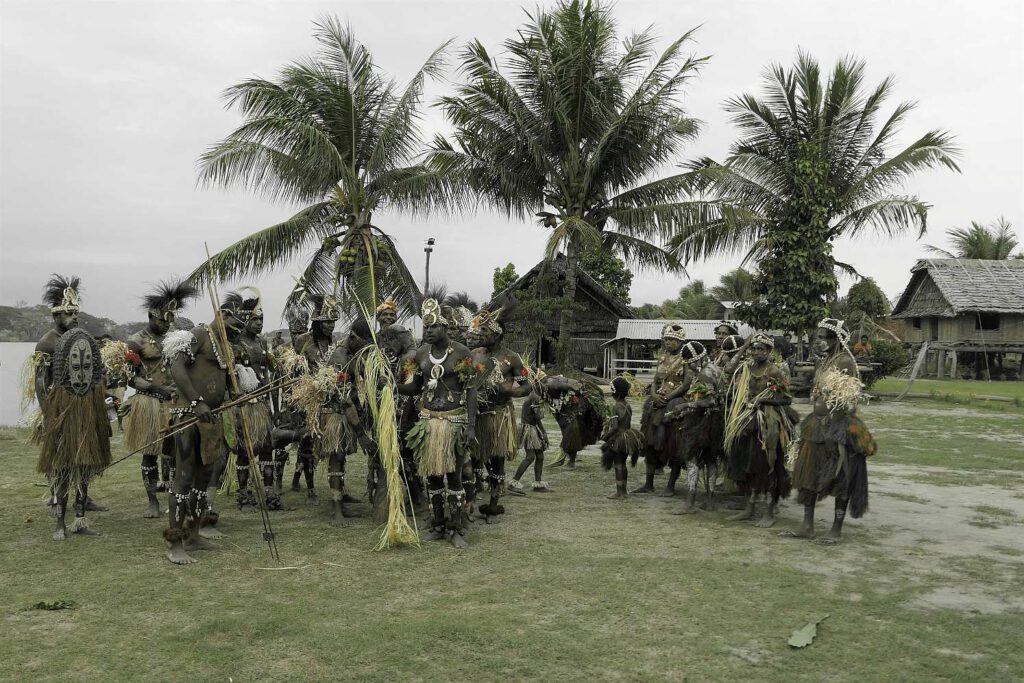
[
  {"left": 191, "top": 17, "right": 455, "bottom": 317},
  {"left": 710, "top": 267, "right": 755, "bottom": 305},
  {"left": 926, "top": 217, "right": 1020, "bottom": 260},
  {"left": 429, "top": 0, "right": 726, "bottom": 365},
  {"left": 671, "top": 51, "right": 960, "bottom": 290}
]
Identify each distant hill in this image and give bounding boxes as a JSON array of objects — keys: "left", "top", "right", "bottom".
[{"left": 0, "top": 304, "right": 194, "bottom": 342}]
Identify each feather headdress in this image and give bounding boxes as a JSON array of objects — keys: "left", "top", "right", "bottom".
[
  {"left": 142, "top": 279, "right": 197, "bottom": 317},
  {"left": 43, "top": 274, "right": 81, "bottom": 313}
]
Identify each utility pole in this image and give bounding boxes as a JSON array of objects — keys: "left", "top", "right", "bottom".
[{"left": 424, "top": 237, "right": 435, "bottom": 292}]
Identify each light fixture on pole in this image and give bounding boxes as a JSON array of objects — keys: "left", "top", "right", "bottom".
[{"left": 424, "top": 237, "right": 435, "bottom": 292}]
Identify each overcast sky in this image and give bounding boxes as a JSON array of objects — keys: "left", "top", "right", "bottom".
[{"left": 2, "top": 0, "right": 1022, "bottom": 325}]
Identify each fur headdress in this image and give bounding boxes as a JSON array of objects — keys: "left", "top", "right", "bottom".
[
  {"left": 817, "top": 317, "right": 851, "bottom": 347},
  {"left": 748, "top": 332, "right": 775, "bottom": 349},
  {"left": 375, "top": 296, "right": 398, "bottom": 316},
  {"left": 43, "top": 274, "right": 81, "bottom": 313},
  {"left": 470, "top": 308, "right": 504, "bottom": 336},
  {"left": 421, "top": 298, "right": 447, "bottom": 327},
  {"left": 661, "top": 323, "right": 686, "bottom": 342},
  {"left": 309, "top": 293, "right": 341, "bottom": 322},
  {"left": 142, "top": 279, "right": 197, "bottom": 319}
]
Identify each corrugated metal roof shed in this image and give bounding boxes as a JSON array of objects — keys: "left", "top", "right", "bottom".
[{"left": 604, "top": 319, "right": 762, "bottom": 343}]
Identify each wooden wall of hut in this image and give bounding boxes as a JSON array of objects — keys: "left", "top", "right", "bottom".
[{"left": 902, "top": 314, "right": 1024, "bottom": 344}]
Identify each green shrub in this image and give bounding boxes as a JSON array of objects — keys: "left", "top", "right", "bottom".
[{"left": 871, "top": 339, "right": 909, "bottom": 378}]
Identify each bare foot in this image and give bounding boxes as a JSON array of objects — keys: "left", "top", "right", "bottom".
[
  {"left": 144, "top": 502, "right": 160, "bottom": 519},
  {"left": 198, "top": 526, "right": 224, "bottom": 540},
  {"left": 631, "top": 485, "right": 655, "bottom": 494},
  {"left": 306, "top": 492, "right": 319, "bottom": 507},
  {"left": 607, "top": 490, "right": 627, "bottom": 500},
  {"left": 426, "top": 528, "right": 446, "bottom": 541},
  {"left": 754, "top": 513, "right": 777, "bottom": 529},
  {"left": 448, "top": 532, "right": 468, "bottom": 549},
  {"left": 166, "top": 543, "right": 198, "bottom": 565},
  {"left": 778, "top": 524, "right": 815, "bottom": 539},
  {"left": 53, "top": 528, "right": 66, "bottom": 540},
  {"left": 727, "top": 505, "right": 754, "bottom": 522},
  {"left": 671, "top": 503, "right": 699, "bottom": 515},
  {"left": 814, "top": 529, "right": 842, "bottom": 545},
  {"left": 185, "top": 534, "right": 217, "bottom": 551},
  {"left": 72, "top": 526, "right": 102, "bottom": 536}
]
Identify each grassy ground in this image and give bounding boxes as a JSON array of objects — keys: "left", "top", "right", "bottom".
[
  {"left": 873, "top": 377, "right": 1024, "bottom": 405},
  {"left": 2, "top": 400, "right": 1023, "bottom": 682}
]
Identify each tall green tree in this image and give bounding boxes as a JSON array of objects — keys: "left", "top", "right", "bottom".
[
  {"left": 709, "top": 267, "right": 755, "bottom": 305},
  {"left": 633, "top": 280, "right": 721, "bottom": 319},
  {"left": 578, "top": 248, "right": 633, "bottom": 303},
  {"left": 491, "top": 263, "right": 519, "bottom": 301},
  {"left": 672, "top": 52, "right": 960, "bottom": 334},
  {"left": 431, "top": 0, "right": 726, "bottom": 364},
  {"left": 191, "top": 17, "right": 455, "bottom": 316},
  {"left": 926, "top": 217, "right": 1020, "bottom": 260}
]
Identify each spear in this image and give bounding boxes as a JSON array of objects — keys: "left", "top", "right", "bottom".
[
  {"left": 203, "top": 243, "right": 280, "bottom": 562},
  {"left": 101, "top": 376, "right": 299, "bottom": 472}
]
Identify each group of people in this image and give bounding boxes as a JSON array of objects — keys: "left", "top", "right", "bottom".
[
  {"left": 617, "top": 319, "right": 877, "bottom": 543},
  {"left": 25, "top": 273, "right": 876, "bottom": 564}
]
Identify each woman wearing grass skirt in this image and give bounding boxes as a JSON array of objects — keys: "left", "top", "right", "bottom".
[
  {"left": 723, "top": 333, "right": 795, "bottom": 528},
  {"left": 633, "top": 324, "right": 689, "bottom": 494},
  {"left": 786, "top": 319, "right": 877, "bottom": 545}
]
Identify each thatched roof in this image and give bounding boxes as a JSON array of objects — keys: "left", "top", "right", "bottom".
[
  {"left": 491, "top": 254, "right": 634, "bottom": 320},
  {"left": 892, "top": 259, "right": 1024, "bottom": 318}
]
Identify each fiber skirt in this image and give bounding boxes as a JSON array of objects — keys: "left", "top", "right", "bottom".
[
  {"left": 477, "top": 404, "right": 519, "bottom": 461},
  {"left": 123, "top": 392, "right": 171, "bottom": 454},
  {"left": 675, "top": 410, "right": 724, "bottom": 468},
  {"left": 726, "top": 421, "right": 791, "bottom": 497},
  {"left": 518, "top": 423, "right": 548, "bottom": 452},
  {"left": 792, "top": 413, "right": 875, "bottom": 518},
  {"left": 601, "top": 428, "right": 645, "bottom": 470}
]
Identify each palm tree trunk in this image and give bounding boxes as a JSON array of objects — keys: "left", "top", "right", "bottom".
[{"left": 557, "top": 242, "right": 579, "bottom": 368}]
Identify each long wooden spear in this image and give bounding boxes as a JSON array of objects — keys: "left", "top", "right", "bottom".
[{"left": 204, "top": 243, "right": 280, "bottom": 562}]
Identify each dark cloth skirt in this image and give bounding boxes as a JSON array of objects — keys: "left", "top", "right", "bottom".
[
  {"left": 640, "top": 397, "right": 683, "bottom": 467},
  {"left": 675, "top": 409, "right": 723, "bottom": 468},
  {"left": 792, "top": 413, "right": 876, "bottom": 518},
  {"left": 726, "top": 419, "right": 791, "bottom": 498}
]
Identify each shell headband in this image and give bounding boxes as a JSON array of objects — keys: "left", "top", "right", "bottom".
[
  {"left": 661, "top": 323, "right": 686, "bottom": 341},
  {"left": 749, "top": 332, "right": 775, "bottom": 349},
  {"left": 421, "top": 298, "right": 447, "bottom": 327},
  {"left": 817, "top": 318, "right": 850, "bottom": 346},
  {"left": 52, "top": 287, "right": 81, "bottom": 314},
  {"left": 470, "top": 308, "right": 503, "bottom": 335},
  {"left": 681, "top": 341, "right": 707, "bottom": 364}
]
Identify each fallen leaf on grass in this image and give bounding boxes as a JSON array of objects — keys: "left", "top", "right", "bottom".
[
  {"left": 788, "top": 614, "right": 829, "bottom": 648},
  {"left": 31, "top": 600, "right": 76, "bottom": 611}
]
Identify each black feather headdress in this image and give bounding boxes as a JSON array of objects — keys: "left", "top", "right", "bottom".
[
  {"left": 42, "top": 274, "right": 81, "bottom": 312},
  {"left": 142, "top": 279, "right": 198, "bottom": 314}
]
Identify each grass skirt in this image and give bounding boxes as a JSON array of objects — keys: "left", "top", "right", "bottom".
[
  {"left": 518, "top": 423, "right": 548, "bottom": 452},
  {"left": 405, "top": 409, "right": 466, "bottom": 477},
  {"left": 237, "top": 400, "right": 274, "bottom": 452},
  {"left": 37, "top": 385, "right": 112, "bottom": 478},
  {"left": 316, "top": 410, "right": 357, "bottom": 458},
  {"left": 477, "top": 404, "right": 519, "bottom": 461},
  {"left": 792, "top": 413, "right": 875, "bottom": 518},
  {"left": 556, "top": 402, "right": 602, "bottom": 453},
  {"left": 123, "top": 392, "right": 171, "bottom": 454},
  {"left": 601, "top": 428, "right": 644, "bottom": 470}
]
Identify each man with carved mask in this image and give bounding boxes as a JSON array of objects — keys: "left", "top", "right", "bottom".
[
  {"left": 124, "top": 280, "right": 197, "bottom": 518},
  {"left": 160, "top": 292, "right": 243, "bottom": 564},
  {"left": 398, "top": 299, "right": 479, "bottom": 549},
  {"left": 632, "top": 324, "right": 689, "bottom": 494},
  {"left": 33, "top": 275, "right": 112, "bottom": 540}
]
